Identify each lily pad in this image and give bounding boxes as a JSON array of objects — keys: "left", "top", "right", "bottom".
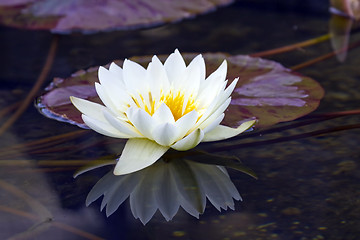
[
  {"left": 0, "top": 0, "right": 233, "bottom": 33},
  {"left": 36, "top": 53, "right": 324, "bottom": 129}
]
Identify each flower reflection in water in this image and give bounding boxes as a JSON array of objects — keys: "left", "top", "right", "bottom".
[
  {"left": 329, "top": 0, "right": 360, "bottom": 61},
  {"left": 86, "top": 157, "right": 241, "bottom": 224}
]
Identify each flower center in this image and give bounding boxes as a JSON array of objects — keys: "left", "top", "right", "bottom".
[
  {"left": 162, "top": 90, "right": 197, "bottom": 121},
  {"left": 130, "top": 90, "right": 198, "bottom": 121}
]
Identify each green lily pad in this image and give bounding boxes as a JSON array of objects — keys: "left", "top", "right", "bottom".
[
  {"left": 36, "top": 53, "right": 324, "bottom": 129},
  {"left": 0, "top": 0, "right": 233, "bottom": 33}
]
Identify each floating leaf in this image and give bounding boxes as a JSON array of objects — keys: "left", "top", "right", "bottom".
[
  {"left": 36, "top": 53, "right": 324, "bottom": 129},
  {"left": 0, "top": 0, "right": 233, "bottom": 33}
]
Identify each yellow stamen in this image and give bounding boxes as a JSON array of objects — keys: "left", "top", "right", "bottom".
[
  {"left": 163, "top": 90, "right": 197, "bottom": 121},
  {"left": 130, "top": 90, "right": 199, "bottom": 121}
]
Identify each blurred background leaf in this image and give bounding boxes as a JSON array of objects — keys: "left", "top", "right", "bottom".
[{"left": 0, "top": 0, "right": 234, "bottom": 33}]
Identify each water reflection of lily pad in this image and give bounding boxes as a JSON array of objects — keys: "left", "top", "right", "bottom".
[
  {"left": 86, "top": 158, "right": 241, "bottom": 224},
  {"left": 0, "top": 0, "right": 234, "bottom": 33},
  {"left": 37, "top": 53, "right": 324, "bottom": 129}
]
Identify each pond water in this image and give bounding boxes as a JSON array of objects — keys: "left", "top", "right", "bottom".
[{"left": 1, "top": 0, "right": 360, "bottom": 239}]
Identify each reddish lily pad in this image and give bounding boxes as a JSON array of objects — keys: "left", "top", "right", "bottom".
[
  {"left": 0, "top": 0, "right": 233, "bottom": 33},
  {"left": 36, "top": 53, "right": 324, "bottom": 129}
]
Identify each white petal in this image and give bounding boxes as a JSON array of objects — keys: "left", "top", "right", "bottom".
[
  {"left": 180, "top": 65, "right": 201, "bottom": 113},
  {"left": 95, "top": 83, "right": 128, "bottom": 120},
  {"left": 195, "top": 82, "right": 227, "bottom": 123},
  {"left": 195, "top": 98, "right": 231, "bottom": 131},
  {"left": 98, "top": 67, "right": 128, "bottom": 105},
  {"left": 174, "top": 110, "right": 198, "bottom": 138},
  {"left": 97, "top": 82, "right": 130, "bottom": 109},
  {"left": 198, "top": 79, "right": 229, "bottom": 116},
  {"left": 109, "top": 62, "right": 124, "bottom": 79},
  {"left": 201, "top": 60, "right": 227, "bottom": 90},
  {"left": 126, "top": 107, "right": 157, "bottom": 140},
  {"left": 95, "top": 83, "right": 125, "bottom": 114},
  {"left": 202, "top": 113, "right": 224, "bottom": 134},
  {"left": 187, "top": 54, "right": 205, "bottom": 84},
  {"left": 113, "top": 139, "right": 169, "bottom": 175},
  {"left": 98, "top": 66, "right": 125, "bottom": 88},
  {"left": 152, "top": 123, "right": 178, "bottom": 146},
  {"left": 70, "top": 96, "right": 107, "bottom": 122},
  {"left": 122, "top": 59, "right": 147, "bottom": 92},
  {"left": 202, "top": 120, "right": 256, "bottom": 142},
  {"left": 128, "top": 92, "right": 146, "bottom": 109},
  {"left": 181, "top": 54, "right": 203, "bottom": 96},
  {"left": 213, "top": 78, "right": 238, "bottom": 110},
  {"left": 197, "top": 60, "right": 227, "bottom": 105},
  {"left": 171, "top": 128, "right": 204, "bottom": 151},
  {"left": 82, "top": 114, "right": 130, "bottom": 138},
  {"left": 103, "top": 110, "right": 142, "bottom": 137},
  {"left": 164, "top": 49, "right": 186, "bottom": 84},
  {"left": 152, "top": 103, "right": 175, "bottom": 124},
  {"left": 146, "top": 56, "right": 170, "bottom": 100}
]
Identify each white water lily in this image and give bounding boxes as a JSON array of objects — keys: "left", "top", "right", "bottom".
[{"left": 70, "top": 49, "right": 255, "bottom": 175}]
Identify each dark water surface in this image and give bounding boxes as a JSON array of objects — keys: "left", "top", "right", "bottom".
[{"left": 1, "top": 0, "right": 360, "bottom": 239}]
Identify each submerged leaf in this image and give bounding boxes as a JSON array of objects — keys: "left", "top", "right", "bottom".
[
  {"left": 0, "top": 0, "right": 234, "bottom": 33},
  {"left": 37, "top": 53, "right": 324, "bottom": 129}
]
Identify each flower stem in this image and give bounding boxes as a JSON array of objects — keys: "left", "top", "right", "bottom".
[
  {"left": 207, "top": 124, "right": 360, "bottom": 153},
  {"left": 250, "top": 34, "right": 330, "bottom": 58},
  {"left": 232, "top": 108, "right": 360, "bottom": 141},
  {"left": 0, "top": 130, "right": 86, "bottom": 159},
  {"left": 291, "top": 38, "right": 360, "bottom": 71},
  {"left": 0, "top": 205, "right": 104, "bottom": 240},
  {"left": 0, "top": 101, "right": 20, "bottom": 119},
  {"left": 0, "top": 35, "right": 59, "bottom": 136},
  {"left": 202, "top": 108, "right": 360, "bottom": 152}
]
